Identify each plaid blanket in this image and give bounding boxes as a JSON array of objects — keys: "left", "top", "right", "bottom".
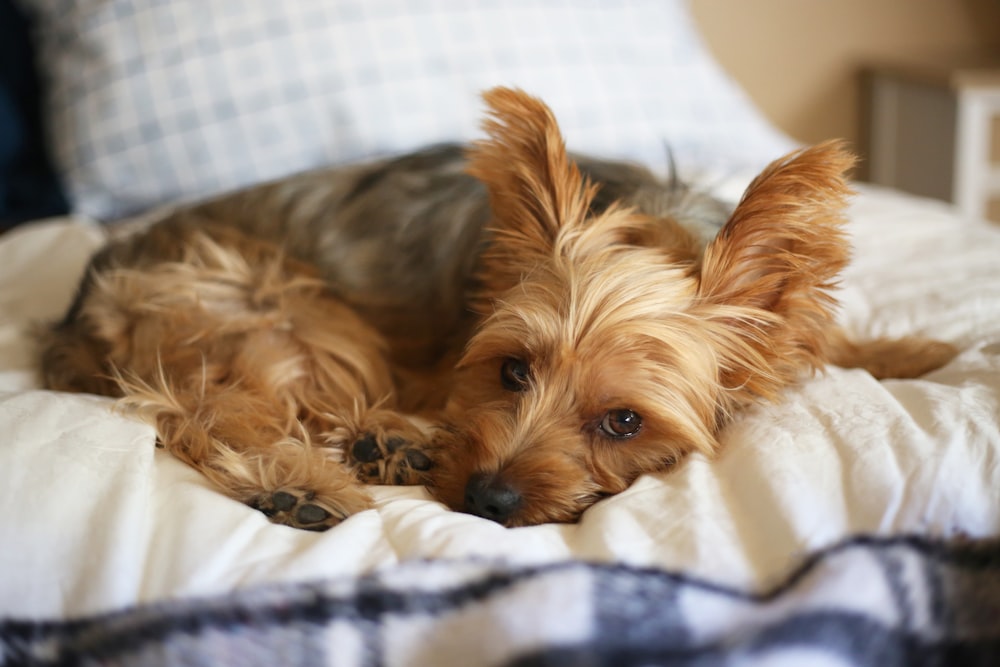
[{"left": 2, "top": 535, "right": 999, "bottom": 667}]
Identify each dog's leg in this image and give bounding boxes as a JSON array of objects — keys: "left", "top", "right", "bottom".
[
  {"left": 824, "top": 326, "right": 958, "bottom": 379},
  {"left": 121, "top": 377, "right": 374, "bottom": 530},
  {"left": 60, "top": 230, "right": 438, "bottom": 529},
  {"left": 320, "top": 407, "right": 437, "bottom": 486},
  {"left": 106, "top": 288, "right": 388, "bottom": 529}
]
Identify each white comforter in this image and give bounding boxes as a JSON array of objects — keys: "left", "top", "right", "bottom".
[{"left": 2, "top": 184, "right": 998, "bottom": 620}]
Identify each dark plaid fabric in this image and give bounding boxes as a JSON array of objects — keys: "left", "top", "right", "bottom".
[{"left": 2, "top": 535, "right": 999, "bottom": 667}]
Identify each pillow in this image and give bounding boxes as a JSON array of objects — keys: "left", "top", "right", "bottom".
[{"left": 18, "top": 0, "right": 796, "bottom": 221}]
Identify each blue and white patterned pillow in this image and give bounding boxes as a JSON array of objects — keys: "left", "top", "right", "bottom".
[{"left": 19, "top": 0, "right": 796, "bottom": 221}]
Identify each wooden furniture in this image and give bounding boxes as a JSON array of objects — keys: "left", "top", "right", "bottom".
[{"left": 863, "top": 64, "right": 1000, "bottom": 222}]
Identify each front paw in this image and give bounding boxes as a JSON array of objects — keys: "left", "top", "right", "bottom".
[
  {"left": 250, "top": 487, "right": 368, "bottom": 531},
  {"left": 348, "top": 432, "right": 434, "bottom": 485}
]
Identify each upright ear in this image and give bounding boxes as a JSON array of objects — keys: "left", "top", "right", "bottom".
[
  {"left": 697, "top": 141, "right": 857, "bottom": 400},
  {"left": 466, "top": 87, "right": 599, "bottom": 294}
]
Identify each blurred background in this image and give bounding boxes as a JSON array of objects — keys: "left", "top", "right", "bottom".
[
  {"left": 692, "top": 0, "right": 1000, "bottom": 148},
  {"left": 3, "top": 0, "right": 1000, "bottom": 227},
  {"left": 695, "top": 1, "right": 1000, "bottom": 223}
]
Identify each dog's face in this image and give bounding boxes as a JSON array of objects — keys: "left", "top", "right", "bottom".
[{"left": 429, "top": 87, "right": 855, "bottom": 526}]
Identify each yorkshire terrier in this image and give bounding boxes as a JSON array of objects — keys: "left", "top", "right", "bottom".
[{"left": 40, "top": 87, "right": 955, "bottom": 529}]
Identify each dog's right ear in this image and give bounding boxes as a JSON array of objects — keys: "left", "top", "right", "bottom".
[
  {"left": 466, "top": 87, "right": 599, "bottom": 297},
  {"left": 696, "top": 141, "right": 856, "bottom": 404}
]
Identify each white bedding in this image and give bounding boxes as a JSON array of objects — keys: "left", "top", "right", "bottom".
[{"left": 1, "top": 183, "right": 998, "bottom": 620}]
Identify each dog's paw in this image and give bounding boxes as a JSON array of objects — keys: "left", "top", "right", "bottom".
[
  {"left": 250, "top": 488, "right": 366, "bottom": 531},
  {"left": 348, "top": 433, "right": 434, "bottom": 486}
]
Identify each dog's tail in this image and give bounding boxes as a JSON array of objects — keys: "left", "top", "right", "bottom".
[{"left": 824, "top": 327, "right": 958, "bottom": 379}]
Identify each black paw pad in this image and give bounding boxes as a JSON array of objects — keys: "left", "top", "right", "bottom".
[
  {"left": 405, "top": 449, "right": 433, "bottom": 471},
  {"left": 271, "top": 491, "right": 297, "bottom": 512},
  {"left": 352, "top": 435, "right": 382, "bottom": 463},
  {"left": 296, "top": 504, "right": 331, "bottom": 524}
]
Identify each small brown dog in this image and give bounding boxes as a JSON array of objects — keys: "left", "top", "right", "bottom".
[{"left": 41, "top": 87, "right": 954, "bottom": 529}]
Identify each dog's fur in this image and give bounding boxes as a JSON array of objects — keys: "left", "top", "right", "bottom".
[{"left": 40, "top": 87, "right": 956, "bottom": 529}]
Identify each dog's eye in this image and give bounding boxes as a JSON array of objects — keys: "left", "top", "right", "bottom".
[
  {"left": 600, "top": 409, "right": 642, "bottom": 439},
  {"left": 500, "top": 357, "right": 530, "bottom": 391}
]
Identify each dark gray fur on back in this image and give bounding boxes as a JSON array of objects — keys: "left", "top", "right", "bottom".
[{"left": 80, "top": 143, "right": 731, "bottom": 368}]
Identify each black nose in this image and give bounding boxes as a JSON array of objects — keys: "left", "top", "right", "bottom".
[{"left": 464, "top": 473, "right": 522, "bottom": 524}]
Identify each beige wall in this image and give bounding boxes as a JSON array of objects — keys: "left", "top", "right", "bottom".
[{"left": 690, "top": 1, "right": 1000, "bottom": 154}]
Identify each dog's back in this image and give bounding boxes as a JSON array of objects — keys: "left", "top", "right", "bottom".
[
  {"left": 48, "top": 144, "right": 731, "bottom": 386},
  {"left": 175, "top": 144, "right": 730, "bottom": 362}
]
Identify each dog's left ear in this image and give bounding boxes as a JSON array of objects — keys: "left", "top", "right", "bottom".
[
  {"left": 466, "top": 87, "right": 598, "bottom": 293},
  {"left": 697, "top": 141, "right": 857, "bottom": 399}
]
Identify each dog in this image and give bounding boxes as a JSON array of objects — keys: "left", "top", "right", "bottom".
[{"left": 40, "top": 87, "right": 956, "bottom": 529}]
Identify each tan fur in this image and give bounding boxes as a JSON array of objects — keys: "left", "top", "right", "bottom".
[
  {"left": 46, "top": 224, "right": 427, "bottom": 529},
  {"left": 40, "top": 87, "right": 957, "bottom": 529},
  {"left": 428, "top": 88, "right": 956, "bottom": 526}
]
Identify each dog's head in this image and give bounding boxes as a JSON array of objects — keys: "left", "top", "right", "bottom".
[{"left": 429, "top": 87, "right": 855, "bottom": 526}]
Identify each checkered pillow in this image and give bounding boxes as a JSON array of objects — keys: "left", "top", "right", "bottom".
[{"left": 19, "top": 0, "right": 796, "bottom": 221}]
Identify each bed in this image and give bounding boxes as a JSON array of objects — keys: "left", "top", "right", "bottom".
[{"left": 2, "top": 1, "right": 999, "bottom": 665}]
